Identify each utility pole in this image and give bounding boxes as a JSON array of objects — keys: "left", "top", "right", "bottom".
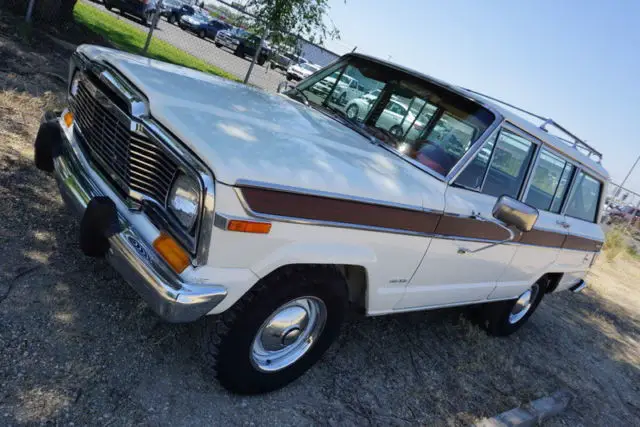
[
  {"left": 244, "top": 27, "right": 269, "bottom": 84},
  {"left": 142, "top": 6, "right": 163, "bottom": 55},
  {"left": 25, "top": 0, "right": 36, "bottom": 22},
  {"left": 615, "top": 152, "right": 640, "bottom": 197}
]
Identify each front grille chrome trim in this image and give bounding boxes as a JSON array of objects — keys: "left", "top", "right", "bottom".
[{"left": 69, "top": 53, "right": 215, "bottom": 265}]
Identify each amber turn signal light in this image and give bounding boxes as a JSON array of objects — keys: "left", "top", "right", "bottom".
[
  {"left": 227, "top": 220, "right": 271, "bottom": 234},
  {"left": 153, "top": 232, "right": 190, "bottom": 273},
  {"left": 63, "top": 111, "right": 74, "bottom": 128}
]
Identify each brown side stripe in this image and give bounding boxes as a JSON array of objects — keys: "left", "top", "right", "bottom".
[
  {"left": 435, "top": 215, "right": 511, "bottom": 241},
  {"left": 239, "top": 187, "right": 603, "bottom": 251},
  {"left": 563, "top": 235, "right": 603, "bottom": 252},
  {"left": 518, "top": 229, "right": 566, "bottom": 248},
  {"left": 239, "top": 187, "right": 440, "bottom": 234}
]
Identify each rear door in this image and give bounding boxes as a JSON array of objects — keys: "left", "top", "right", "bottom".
[
  {"left": 555, "top": 170, "right": 605, "bottom": 290},
  {"left": 492, "top": 144, "right": 576, "bottom": 299}
]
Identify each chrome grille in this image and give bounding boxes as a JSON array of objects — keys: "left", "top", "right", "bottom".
[{"left": 71, "top": 75, "right": 178, "bottom": 204}]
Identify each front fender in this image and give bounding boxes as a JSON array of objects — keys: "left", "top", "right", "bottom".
[{"left": 250, "top": 242, "right": 377, "bottom": 279}]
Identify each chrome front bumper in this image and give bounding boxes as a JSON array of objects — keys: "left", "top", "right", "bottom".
[{"left": 47, "top": 116, "right": 227, "bottom": 322}]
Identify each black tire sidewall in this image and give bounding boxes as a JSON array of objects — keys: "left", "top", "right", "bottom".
[
  {"left": 346, "top": 104, "right": 359, "bottom": 119},
  {"left": 485, "top": 282, "right": 546, "bottom": 336},
  {"left": 216, "top": 268, "right": 347, "bottom": 394}
]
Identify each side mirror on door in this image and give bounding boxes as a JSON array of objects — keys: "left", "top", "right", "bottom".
[{"left": 492, "top": 195, "right": 538, "bottom": 232}]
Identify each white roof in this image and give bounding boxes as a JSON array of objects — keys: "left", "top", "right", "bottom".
[{"left": 345, "top": 53, "right": 610, "bottom": 181}]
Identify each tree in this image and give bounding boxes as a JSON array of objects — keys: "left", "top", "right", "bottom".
[
  {"left": 244, "top": 0, "right": 340, "bottom": 46},
  {"left": 2, "top": 0, "right": 78, "bottom": 25}
]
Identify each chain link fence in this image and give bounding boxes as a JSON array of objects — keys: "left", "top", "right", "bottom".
[
  {"left": 69, "top": 0, "right": 352, "bottom": 92},
  {"left": 604, "top": 181, "right": 640, "bottom": 234}
]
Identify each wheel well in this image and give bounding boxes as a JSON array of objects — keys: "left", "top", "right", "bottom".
[
  {"left": 542, "top": 273, "right": 563, "bottom": 293},
  {"left": 337, "top": 265, "right": 368, "bottom": 308},
  {"left": 259, "top": 264, "right": 368, "bottom": 308}
]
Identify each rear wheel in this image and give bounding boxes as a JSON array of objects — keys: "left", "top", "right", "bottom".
[
  {"left": 199, "top": 265, "right": 348, "bottom": 394},
  {"left": 198, "top": 29, "right": 206, "bottom": 38},
  {"left": 257, "top": 57, "right": 266, "bottom": 66},
  {"left": 234, "top": 46, "right": 244, "bottom": 58},
  {"left": 214, "top": 42, "right": 222, "bottom": 48},
  {"left": 389, "top": 124, "right": 403, "bottom": 137},
  {"left": 480, "top": 278, "right": 547, "bottom": 336},
  {"left": 168, "top": 14, "right": 176, "bottom": 24}
]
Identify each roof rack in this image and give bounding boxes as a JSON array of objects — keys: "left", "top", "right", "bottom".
[{"left": 463, "top": 88, "right": 602, "bottom": 163}]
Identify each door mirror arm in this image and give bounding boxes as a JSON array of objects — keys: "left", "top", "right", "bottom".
[{"left": 457, "top": 196, "right": 538, "bottom": 255}]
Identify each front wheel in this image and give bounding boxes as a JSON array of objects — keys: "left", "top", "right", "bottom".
[
  {"left": 214, "top": 42, "right": 222, "bottom": 48},
  {"left": 198, "top": 29, "right": 205, "bottom": 38},
  {"left": 168, "top": 14, "right": 176, "bottom": 24},
  {"left": 234, "top": 46, "right": 244, "bottom": 57},
  {"left": 480, "top": 278, "right": 547, "bottom": 336},
  {"left": 346, "top": 104, "right": 359, "bottom": 120},
  {"left": 199, "top": 265, "right": 348, "bottom": 394}
]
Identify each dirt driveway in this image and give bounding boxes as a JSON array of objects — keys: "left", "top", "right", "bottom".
[{"left": 1, "top": 12, "right": 639, "bottom": 426}]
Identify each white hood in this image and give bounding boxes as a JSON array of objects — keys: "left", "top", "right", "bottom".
[{"left": 78, "top": 46, "right": 442, "bottom": 208}]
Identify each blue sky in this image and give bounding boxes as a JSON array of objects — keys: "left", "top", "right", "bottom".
[{"left": 323, "top": 0, "right": 640, "bottom": 194}]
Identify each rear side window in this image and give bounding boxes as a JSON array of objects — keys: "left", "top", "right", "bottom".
[
  {"left": 482, "top": 130, "right": 536, "bottom": 199},
  {"left": 565, "top": 171, "right": 602, "bottom": 222},
  {"left": 525, "top": 148, "right": 576, "bottom": 213}
]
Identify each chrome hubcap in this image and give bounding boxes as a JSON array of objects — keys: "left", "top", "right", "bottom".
[
  {"left": 508, "top": 283, "right": 539, "bottom": 324},
  {"left": 250, "top": 297, "right": 327, "bottom": 372}
]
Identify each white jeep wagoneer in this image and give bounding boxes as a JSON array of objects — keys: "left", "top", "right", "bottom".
[{"left": 34, "top": 45, "right": 607, "bottom": 394}]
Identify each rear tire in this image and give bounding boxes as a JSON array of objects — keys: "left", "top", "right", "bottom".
[
  {"left": 199, "top": 265, "right": 348, "bottom": 394},
  {"left": 346, "top": 104, "right": 359, "bottom": 120},
  {"left": 168, "top": 14, "right": 176, "bottom": 24},
  {"left": 234, "top": 46, "right": 244, "bottom": 58},
  {"left": 480, "top": 278, "right": 547, "bottom": 336},
  {"left": 198, "top": 29, "right": 205, "bottom": 38},
  {"left": 257, "top": 57, "right": 266, "bottom": 66},
  {"left": 214, "top": 42, "right": 222, "bottom": 48}
]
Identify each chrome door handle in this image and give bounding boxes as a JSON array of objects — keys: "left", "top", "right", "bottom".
[{"left": 556, "top": 220, "right": 571, "bottom": 229}]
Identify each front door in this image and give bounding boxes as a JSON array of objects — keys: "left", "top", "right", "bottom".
[{"left": 397, "top": 125, "right": 538, "bottom": 309}]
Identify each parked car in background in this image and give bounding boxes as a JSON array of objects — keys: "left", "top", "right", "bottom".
[
  {"left": 308, "top": 71, "right": 364, "bottom": 105},
  {"left": 35, "top": 46, "right": 607, "bottom": 395},
  {"left": 214, "top": 28, "right": 271, "bottom": 66},
  {"left": 345, "top": 95, "right": 430, "bottom": 138},
  {"left": 606, "top": 205, "right": 640, "bottom": 225},
  {"left": 272, "top": 52, "right": 308, "bottom": 71},
  {"left": 180, "top": 14, "right": 231, "bottom": 39},
  {"left": 286, "top": 62, "right": 320, "bottom": 81},
  {"left": 103, "top": 0, "right": 158, "bottom": 26},
  {"left": 164, "top": 3, "right": 194, "bottom": 24}
]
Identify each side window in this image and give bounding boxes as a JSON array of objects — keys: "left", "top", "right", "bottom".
[
  {"left": 524, "top": 148, "right": 576, "bottom": 213},
  {"left": 565, "top": 171, "right": 602, "bottom": 222},
  {"left": 454, "top": 129, "right": 499, "bottom": 190},
  {"left": 482, "top": 130, "right": 536, "bottom": 199}
]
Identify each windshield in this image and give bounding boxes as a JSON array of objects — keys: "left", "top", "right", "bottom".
[{"left": 292, "top": 58, "right": 495, "bottom": 176}]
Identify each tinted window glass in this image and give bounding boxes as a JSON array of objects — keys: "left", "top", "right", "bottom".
[
  {"left": 525, "top": 149, "right": 575, "bottom": 212},
  {"left": 454, "top": 129, "right": 499, "bottom": 190},
  {"left": 483, "top": 130, "right": 535, "bottom": 198},
  {"left": 565, "top": 171, "right": 602, "bottom": 222}
]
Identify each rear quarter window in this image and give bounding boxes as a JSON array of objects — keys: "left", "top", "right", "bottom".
[{"left": 565, "top": 171, "right": 602, "bottom": 222}]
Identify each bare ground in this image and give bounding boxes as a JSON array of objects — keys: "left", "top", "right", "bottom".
[{"left": 1, "top": 10, "right": 639, "bottom": 427}]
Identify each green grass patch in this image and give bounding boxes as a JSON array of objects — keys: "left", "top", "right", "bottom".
[{"left": 73, "top": 2, "right": 239, "bottom": 81}]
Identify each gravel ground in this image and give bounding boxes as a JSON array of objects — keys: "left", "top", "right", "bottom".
[{"left": 1, "top": 10, "right": 639, "bottom": 427}]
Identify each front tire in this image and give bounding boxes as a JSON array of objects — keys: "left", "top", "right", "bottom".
[
  {"left": 168, "top": 14, "right": 176, "bottom": 24},
  {"left": 346, "top": 104, "right": 359, "bottom": 120},
  {"left": 480, "top": 278, "right": 547, "bottom": 336},
  {"left": 198, "top": 29, "right": 205, "bottom": 38},
  {"left": 234, "top": 46, "right": 244, "bottom": 58},
  {"left": 199, "top": 265, "right": 348, "bottom": 394}
]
